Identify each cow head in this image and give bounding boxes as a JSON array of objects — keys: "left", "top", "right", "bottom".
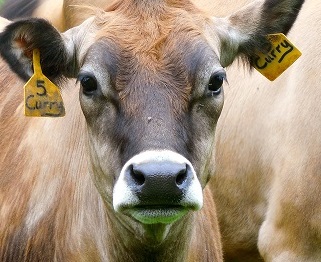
[{"left": 0, "top": 0, "right": 304, "bottom": 241}]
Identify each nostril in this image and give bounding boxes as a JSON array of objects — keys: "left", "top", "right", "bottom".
[
  {"left": 127, "top": 161, "right": 192, "bottom": 190},
  {"left": 175, "top": 164, "right": 188, "bottom": 186},
  {"left": 131, "top": 165, "right": 145, "bottom": 186}
]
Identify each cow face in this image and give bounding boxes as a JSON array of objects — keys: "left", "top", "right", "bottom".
[
  {"left": 0, "top": 0, "right": 304, "bottom": 229},
  {"left": 77, "top": 15, "right": 225, "bottom": 224}
]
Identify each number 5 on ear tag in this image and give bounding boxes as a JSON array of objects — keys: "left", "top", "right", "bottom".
[{"left": 24, "top": 49, "right": 65, "bottom": 117}]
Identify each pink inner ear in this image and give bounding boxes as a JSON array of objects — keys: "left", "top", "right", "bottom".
[{"left": 15, "top": 37, "right": 33, "bottom": 59}]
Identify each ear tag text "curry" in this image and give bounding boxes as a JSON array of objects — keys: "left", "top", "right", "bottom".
[
  {"left": 253, "top": 33, "right": 301, "bottom": 81},
  {"left": 24, "top": 49, "right": 65, "bottom": 117}
]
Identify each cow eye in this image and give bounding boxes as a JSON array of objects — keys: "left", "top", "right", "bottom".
[
  {"left": 80, "top": 75, "right": 98, "bottom": 95},
  {"left": 207, "top": 73, "right": 225, "bottom": 95}
]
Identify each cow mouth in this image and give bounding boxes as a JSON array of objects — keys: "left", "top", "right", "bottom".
[{"left": 125, "top": 205, "right": 189, "bottom": 224}]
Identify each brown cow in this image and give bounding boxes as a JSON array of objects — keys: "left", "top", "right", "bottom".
[
  {"left": 211, "top": 0, "right": 321, "bottom": 261},
  {"left": 0, "top": 0, "right": 304, "bottom": 261}
]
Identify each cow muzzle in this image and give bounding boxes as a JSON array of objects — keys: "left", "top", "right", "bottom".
[{"left": 113, "top": 150, "right": 203, "bottom": 224}]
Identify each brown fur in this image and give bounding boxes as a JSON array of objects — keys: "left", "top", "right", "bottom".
[
  {"left": 93, "top": 2, "right": 207, "bottom": 117},
  {"left": 212, "top": 0, "right": 321, "bottom": 261}
]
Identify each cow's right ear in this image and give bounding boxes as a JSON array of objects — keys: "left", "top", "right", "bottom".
[{"left": 0, "top": 18, "right": 78, "bottom": 82}]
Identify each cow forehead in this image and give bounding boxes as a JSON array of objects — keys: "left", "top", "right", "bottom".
[
  {"left": 89, "top": 0, "right": 219, "bottom": 68},
  {"left": 84, "top": 34, "right": 217, "bottom": 84},
  {"left": 75, "top": 0, "right": 222, "bottom": 117}
]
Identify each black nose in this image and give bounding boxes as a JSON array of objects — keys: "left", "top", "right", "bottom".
[{"left": 125, "top": 161, "right": 193, "bottom": 205}]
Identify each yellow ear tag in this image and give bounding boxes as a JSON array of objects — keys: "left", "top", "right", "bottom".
[
  {"left": 253, "top": 33, "right": 301, "bottom": 81},
  {"left": 24, "top": 49, "right": 65, "bottom": 117}
]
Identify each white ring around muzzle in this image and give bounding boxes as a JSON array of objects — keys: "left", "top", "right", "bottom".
[{"left": 113, "top": 150, "right": 203, "bottom": 216}]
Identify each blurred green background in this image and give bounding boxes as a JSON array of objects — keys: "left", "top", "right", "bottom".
[{"left": 0, "top": 0, "right": 4, "bottom": 7}]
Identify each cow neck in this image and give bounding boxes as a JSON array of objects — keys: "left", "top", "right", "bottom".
[{"left": 103, "top": 202, "right": 194, "bottom": 262}]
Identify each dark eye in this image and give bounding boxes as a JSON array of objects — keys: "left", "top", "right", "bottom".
[
  {"left": 208, "top": 74, "right": 224, "bottom": 95},
  {"left": 80, "top": 75, "right": 98, "bottom": 95}
]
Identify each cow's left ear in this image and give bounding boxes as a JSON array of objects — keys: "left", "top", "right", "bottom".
[
  {"left": 216, "top": 0, "right": 305, "bottom": 67},
  {"left": 0, "top": 17, "right": 94, "bottom": 82}
]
